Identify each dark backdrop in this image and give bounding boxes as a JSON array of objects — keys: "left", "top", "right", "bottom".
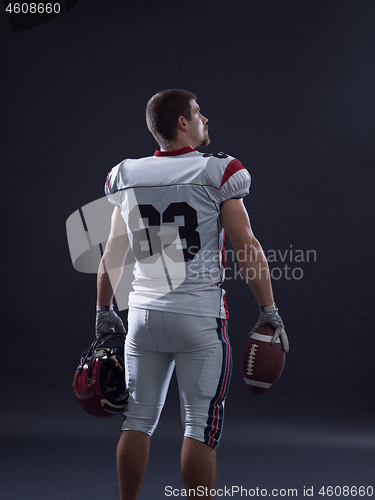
[{"left": 1, "top": 0, "right": 375, "bottom": 497}]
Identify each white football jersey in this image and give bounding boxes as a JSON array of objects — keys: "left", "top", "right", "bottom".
[{"left": 105, "top": 147, "right": 251, "bottom": 319}]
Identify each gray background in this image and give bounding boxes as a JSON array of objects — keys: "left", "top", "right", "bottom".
[{"left": 1, "top": 0, "right": 374, "bottom": 498}]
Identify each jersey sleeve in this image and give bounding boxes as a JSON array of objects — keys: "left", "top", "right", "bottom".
[
  {"left": 204, "top": 154, "right": 251, "bottom": 205},
  {"left": 104, "top": 163, "right": 123, "bottom": 206},
  {"left": 219, "top": 158, "right": 251, "bottom": 202}
]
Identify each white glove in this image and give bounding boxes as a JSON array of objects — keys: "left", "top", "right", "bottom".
[
  {"left": 95, "top": 305, "right": 126, "bottom": 339},
  {"left": 250, "top": 303, "right": 289, "bottom": 353}
]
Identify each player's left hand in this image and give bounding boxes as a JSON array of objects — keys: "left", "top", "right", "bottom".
[
  {"left": 95, "top": 305, "right": 126, "bottom": 339},
  {"left": 250, "top": 303, "right": 289, "bottom": 353}
]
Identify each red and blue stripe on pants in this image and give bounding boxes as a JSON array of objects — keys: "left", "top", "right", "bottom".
[{"left": 204, "top": 318, "right": 232, "bottom": 448}]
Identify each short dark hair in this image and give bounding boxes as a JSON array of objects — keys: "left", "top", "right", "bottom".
[{"left": 146, "top": 89, "right": 197, "bottom": 148}]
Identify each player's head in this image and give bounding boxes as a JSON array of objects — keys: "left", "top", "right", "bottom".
[{"left": 146, "top": 89, "right": 209, "bottom": 149}]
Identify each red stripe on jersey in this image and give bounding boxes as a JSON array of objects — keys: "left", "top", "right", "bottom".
[
  {"left": 223, "top": 291, "right": 229, "bottom": 320},
  {"left": 222, "top": 232, "right": 229, "bottom": 319},
  {"left": 154, "top": 147, "right": 196, "bottom": 157},
  {"left": 216, "top": 230, "right": 230, "bottom": 319},
  {"left": 220, "top": 159, "right": 245, "bottom": 187}
]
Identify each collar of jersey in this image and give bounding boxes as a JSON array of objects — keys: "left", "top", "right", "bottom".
[{"left": 154, "top": 146, "right": 197, "bottom": 157}]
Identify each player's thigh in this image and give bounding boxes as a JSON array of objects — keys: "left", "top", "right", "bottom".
[
  {"left": 125, "top": 307, "right": 175, "bottom": 404},
  {"left": 125, "top": 340, "right": 175, "bottom": 403},
  {"left": 175, "top": 318, "right": 232, "bottom": 447},
  {"left": 174, "top": 317, "right": 231, "bottom": 404}
]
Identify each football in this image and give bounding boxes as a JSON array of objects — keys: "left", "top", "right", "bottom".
[{"left": 241, "top": 323, "right": 286, "bottom": 395}]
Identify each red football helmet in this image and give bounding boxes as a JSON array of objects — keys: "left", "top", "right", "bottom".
[{"left": 73, "top": 333, "right": 128, "bottom": 418}]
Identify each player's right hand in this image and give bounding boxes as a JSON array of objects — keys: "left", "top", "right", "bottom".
[{"left": 95, "top": 305, "right": 126, "bottom": 339}]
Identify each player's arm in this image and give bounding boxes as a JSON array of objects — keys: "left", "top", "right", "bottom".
[
  {"left": 97, "top": 206, "right": 130, "bottom": 305},
  {"left": 96, "top": 206, "right": 130, "bottom": 337},
  {"left": 220, "top": 198, "right": 289, "bottom": 352},
  {"left": 220, "top": 198, "right": 273, "bottom": 306}
]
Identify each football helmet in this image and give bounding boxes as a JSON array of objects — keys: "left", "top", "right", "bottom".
[{"left": 73, "top": 333, "right": 129, "bottom": 417}]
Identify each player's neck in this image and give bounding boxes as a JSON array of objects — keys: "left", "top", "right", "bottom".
[{"left": 160, "top": 137, "right": 197, "bottom": 152}]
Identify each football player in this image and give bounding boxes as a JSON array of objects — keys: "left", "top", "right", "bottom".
[{"left": 96, "top": 89, "right": 288, "bottom": 500}]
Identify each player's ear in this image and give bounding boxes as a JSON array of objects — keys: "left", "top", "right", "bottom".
[{"left": 176, "top": 115, "right": 188, "bottom": 131}]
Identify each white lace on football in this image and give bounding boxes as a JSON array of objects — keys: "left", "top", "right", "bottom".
[{"left": 246, "top": 344, "right": 258, "bottom": 376}]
